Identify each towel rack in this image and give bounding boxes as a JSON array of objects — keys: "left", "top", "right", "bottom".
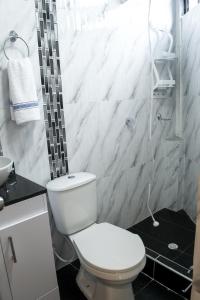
[{"left": 3, "top": 30, "right": 30, "bottom": 60}]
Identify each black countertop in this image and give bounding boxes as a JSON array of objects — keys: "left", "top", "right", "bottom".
[{"left": 0, "top": 174, "right": 47, "bottom": 207}]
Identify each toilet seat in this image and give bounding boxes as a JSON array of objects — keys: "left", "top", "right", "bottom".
[{"left": 69, "top": 223, "right": 146, "bottom": 277}]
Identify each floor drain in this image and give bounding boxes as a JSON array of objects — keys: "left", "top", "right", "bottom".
[{"left": 168, "top": 243, "right": 179, "bottom": 250}]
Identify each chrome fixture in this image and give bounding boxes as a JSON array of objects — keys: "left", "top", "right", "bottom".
[
  {"left": 182, "top": 282, "right": 192, "bottom": 294},
  {"left": 157, "top": 113, "right": 171, "bottom": 121},
  {"left": 0, "top": 196, "right": 4, "bottom": 211},
  {"left": 168, "top": 243, "right": 179, "bottom": 250},
  {"left": 3, "top": 30, "right": 30, "bottom": 60}
]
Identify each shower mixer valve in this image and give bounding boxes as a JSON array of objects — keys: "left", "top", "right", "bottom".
[{"left": 156, "top": 113, "right": 171, "bottom": 121}]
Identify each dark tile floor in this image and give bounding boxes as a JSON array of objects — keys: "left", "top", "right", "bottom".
[
  {"left": 57, "top": 263, "right": 185, "bottom": 300},
  {"left": 57, "top": 209, "right": 194, "bottom": 299},
  {"left": 129, "top": 209, "right": 195, "bottom": 275}
]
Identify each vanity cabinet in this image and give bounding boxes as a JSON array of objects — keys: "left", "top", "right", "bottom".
[
  {"left": 0, "top": 194, "right": 60, "bottom": 300},
  {"left": 0, "top": 242, "right": 12, "bottom": 300}
]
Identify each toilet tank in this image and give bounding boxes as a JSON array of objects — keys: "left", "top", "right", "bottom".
[{"left": 46, "top": 172, "right": 97, "bottom": 235}]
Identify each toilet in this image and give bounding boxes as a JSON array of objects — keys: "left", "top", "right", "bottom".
[{"left": 47, "top": 172, "right": 146, "bottom": 300}]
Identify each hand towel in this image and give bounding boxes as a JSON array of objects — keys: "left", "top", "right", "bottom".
[{"left": 7, "top": 57, "right": 40, "bottom": 125}]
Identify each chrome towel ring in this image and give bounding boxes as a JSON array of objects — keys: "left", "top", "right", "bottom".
[{"left": 3, "top": 30, "right": 30, "bottom": 60}]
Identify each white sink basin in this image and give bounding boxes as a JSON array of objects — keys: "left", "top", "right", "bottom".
[{"left": 0, "top": 157, "right": 13, "bottom": 187}]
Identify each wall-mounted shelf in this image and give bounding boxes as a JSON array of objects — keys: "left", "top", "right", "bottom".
[
  {"left": 152, "top": 29, "right": 176, "bottom": 91},
  {"left": 154, "top": 51, "right": 176, "bottom": 61}
]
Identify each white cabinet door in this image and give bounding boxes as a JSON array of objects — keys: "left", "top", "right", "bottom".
[
  {"left": 0, "top": 241, "right": 12, "bottom": 300},
  {"left": 0, "top": 212, "right": 59, "bottom": 300}
]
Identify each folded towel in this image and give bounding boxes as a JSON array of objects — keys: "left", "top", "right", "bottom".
[{"left": 8, "top": 57, "right": 40, "bottom": 125}]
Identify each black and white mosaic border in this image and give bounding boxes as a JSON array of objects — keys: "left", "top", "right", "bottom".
[{"left": 35, "top": 0, "right": 68, "bottom": 179}]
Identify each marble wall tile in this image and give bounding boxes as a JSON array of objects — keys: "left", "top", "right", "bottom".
[
  {"left": 148, "top": 138, "right": 183, "bottom": 213},
  {"left": 177, "top": 156, "right": 185, "bottom": 211},
  {"left": 65, "top": 98, "right": 149, "bottom": 179},
  {"left": 64, "top": 101, "right": 104, "bottom": 177},
  {"left": 182, "top": 6, "right": 200, "bottom": 220},
  {"left": 183, "top": 96, "right": 200, "bottom": 161},
  {"left": 57, "top": 0, "right": 151, "bottom": 104},
  {"left": 0, "top": 107, "right": 50, "bottom": 185},
  {"left": 184, "top": 159, "right": 199, "bottom": 221},
  {"left": 58, "top": 0, "right": 179, "bottom": 231},
  {"left": 125, "top": 163, "right": 151, "bottom": 226},
  {"left": 150, "top": 98, "right": 176, "bottom": 160},
  {"left": 97, "top": 162, "right": 150, "bottom": 229},
  {"left": 0, "top": 0, "right": 50, "bottom": 186},
  {"left": 181, "top": 5, "right": 200, "bottom": 96},
  {"left": 100, "top": 98, "right": 149, "bottom": 176},
  {"left": 97, "top": 170, "right": 128, "bottom": 227}
]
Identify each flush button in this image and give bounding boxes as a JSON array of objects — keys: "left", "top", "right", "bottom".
[{"left": 68, "top": 175, "right": 75, "bottom": 179}]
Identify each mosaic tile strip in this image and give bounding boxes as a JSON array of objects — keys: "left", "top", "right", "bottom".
[{"left": 35, "top": 0, "right": 68, "bottom": 179}]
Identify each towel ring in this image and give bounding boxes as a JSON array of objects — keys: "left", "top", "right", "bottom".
[{"left": 3, "top": 31, "right": 30, "bottom": 60}]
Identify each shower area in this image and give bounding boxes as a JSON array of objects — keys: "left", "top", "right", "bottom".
[{"left": 56, "top": 0, "right": 200, "bottom": 297}]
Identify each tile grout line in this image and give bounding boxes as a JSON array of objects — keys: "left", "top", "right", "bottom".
[
  {"left": 146, "top": 249, "right": 193, "bottom": 282},
  {"left": 153, "top": 256, "right": 192, "bottom": 282},
  {"left": 147, "top": 250, "right": 192, "bottom": 275},
  {"left": 152, "top": 278, "right": 188, "bottom": 300},
  {"left": 134, "top": 276, "right": 154, "bottom": 296}
]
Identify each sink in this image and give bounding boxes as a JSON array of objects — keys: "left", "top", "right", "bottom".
[{"left": 0, "top": 157, "right": 13, "bottom": 187}]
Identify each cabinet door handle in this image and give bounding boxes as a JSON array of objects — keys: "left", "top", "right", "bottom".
[{"left": 8, "top": 237, "right": 17, "bottom": 263}]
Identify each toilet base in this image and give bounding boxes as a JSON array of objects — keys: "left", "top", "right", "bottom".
[{"left": 76, "top": 267, "right": 135, "bottom": 300}]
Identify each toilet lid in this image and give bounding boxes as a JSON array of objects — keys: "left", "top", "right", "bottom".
[{"left": 70, "top": 223, "right": 145, "bottom": 272}]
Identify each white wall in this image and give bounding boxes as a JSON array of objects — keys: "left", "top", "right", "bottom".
[
  {"left": 0, "top": 0, "right": 50, "bottom": 186},
  {"left": 57, "top": 0, "right": 182, "bottom": 230},
  {"left": 182, "top": 4, "right": 200, "bottom": 220}
]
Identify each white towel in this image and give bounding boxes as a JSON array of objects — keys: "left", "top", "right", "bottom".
[{"left": 8, "top": 57, "right": 40, "bottom": 125}]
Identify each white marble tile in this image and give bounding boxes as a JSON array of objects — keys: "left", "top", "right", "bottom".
[
  {"left": 149, "top": 98, "right": 176, "bottom": 161},
  {"left": 177, "top": 156, "right": 185, "bottom": 211},
  {"left": 184, "top": 159, "right": 199, "bottom": 221},
  {"left": 59, "top": 0, "right": 180, "bottom": 233},
  {"left": 97, "top": 160, "right": 174, "bottom": 229},
  {"left": 96, "top": 169, "right": 128, "bottom": 228},
  {"left": 0, "top": 107, "right": 50, "bottom": 186},
  {"left": 58, "top": 0, "right": 150, "bottom": 104},
  {"left": 181, "top": 6, "right": 200, "bottom": 221},
  {"left": 64, "top": 101, "right": 105, "bottom": 177},
  {"left": 65, "top": 97, "right": 149, "bottom": 179},
  {"left": 125, "top": 163, "right": 151, "bottom": 226},
  {"left": 52, "top": 0, "right": 179, "bottom": 267},
  {"left": 100, "top": 98, "right": 149, "bottom": 177},
  {"left": 182, "top": 5, "right": 200, "bottom": 96},
  {"left": 0, "top": 0, "right": 50, "bottom": 186},
  {"left": 148, "top": 139, "right": 181, "bottom": 213},
  {"left": 183, "top": 96, "right": 200, "bottom": 161}
]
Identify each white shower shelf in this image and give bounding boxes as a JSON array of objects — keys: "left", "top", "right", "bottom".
[
  {"left": 154, "top": 51, "right": 176, "bottom": 62},
  {"left": 153, "top": 61, "right": 176, "bottom": 90},
  {"left": 156, "top": 80, "right": 176, "bottom": 88},
  {"left": 152, "top": 28, "right": 176, "bottom": 91}
]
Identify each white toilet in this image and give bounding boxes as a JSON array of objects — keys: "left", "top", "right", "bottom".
[{"left": 47, "top": 172, "right": 146, "bottom": 300}]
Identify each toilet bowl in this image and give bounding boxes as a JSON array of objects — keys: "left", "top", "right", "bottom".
[
  {"left": 70, "top": 223, "right": 146, "bottom": 300},
  {"left": 46, "top": 172, "right": 146, "bottom": 300}
]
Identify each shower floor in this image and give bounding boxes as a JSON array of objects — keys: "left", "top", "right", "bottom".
[{"left": 129, "top": 208, "right": 195, "bottom": 299}]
